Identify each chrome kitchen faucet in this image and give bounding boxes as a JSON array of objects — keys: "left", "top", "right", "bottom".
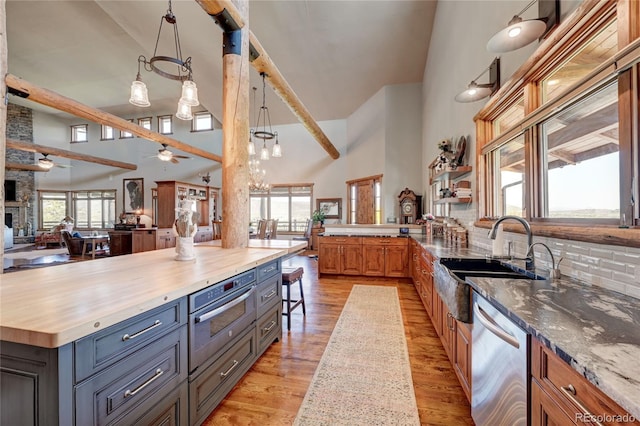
[{"left": 489, "top": 216, "right": 534, "bottom": 270}]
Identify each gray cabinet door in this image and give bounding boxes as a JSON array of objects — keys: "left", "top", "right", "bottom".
[
  {"left": 76, "top": 326, "right": 187, "bottom": 426},
  {"left": 75, "top": 298, "right": 187, "bottom": 382},
  {"left": 256, "top": 273, "right": 281, "bottom": 318},
  {"left": 256, "top": 305, "right": 282, "bottom": 357}
]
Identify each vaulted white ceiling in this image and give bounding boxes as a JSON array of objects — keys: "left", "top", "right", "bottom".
[{"left": 6, "top": 0, "right": 436, "bottom": 126}]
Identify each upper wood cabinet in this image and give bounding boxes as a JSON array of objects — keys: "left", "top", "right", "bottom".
[{"left": 154, "top": 181, "right": 219, "bottom": 230}]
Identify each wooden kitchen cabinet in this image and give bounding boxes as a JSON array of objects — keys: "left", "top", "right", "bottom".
[
  {"left": 362, "top": 237, "right": 409, "bottom": 277},
  {"left": 454, "top": 321, "right": 471, "bottom": 401},
  {"left": 132, "top": 229, "right": 157, "bottom": 253},
  {"left": 155, "top": 181, "right": 219, "bottom": 231},
  {"left": 531, "top": 337, "right": 639, "bottom": 425},
  {"left": 156, "top": 228, "right": 176, "bottom": 249},
  {"left": 318, "top": 236, "right": 362, "bottom": 275}
]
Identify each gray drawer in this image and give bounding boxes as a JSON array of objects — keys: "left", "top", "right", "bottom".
[
  {"left": 75, "top": 298, "right": 187, "bottom": 382},
  {"left": 256, "top": 305, "right": 282, "bottom": 357},
  {"left": 189, "top": 327, "right": 256, "bottom": 426},
  {"left": 75, "top": 326, "right": 188, "bottom": 426},
  {"left": 256, "top": 273, "right": 281, "bottom": 318},
  {"left": 112, "top": 381, "right": 188, "bottom": 426},
  {"left": 257, "top": 259, "right": 281, "bottom": 281}
]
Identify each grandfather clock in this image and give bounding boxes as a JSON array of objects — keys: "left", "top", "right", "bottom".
[{"left": 398, "top": 188, "right": 421, "bottom": 224}]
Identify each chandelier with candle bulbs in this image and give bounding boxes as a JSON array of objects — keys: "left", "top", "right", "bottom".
[
  {"left": 128, "top": 0, "right": 199, "bottom": 120},
  {"left": 248, "top": 73, "right": 282, "bottom": 160},
  {"left": 248, "top": 159, "right": 269, "bottom": 192}
]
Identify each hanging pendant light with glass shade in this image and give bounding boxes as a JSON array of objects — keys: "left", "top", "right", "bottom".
[
  {"left": 128, "top": 0, "right": 199, "bottom": 120},
  {"left": 248, "top": 130, "right": 256, "bottom": 156},
  {"left": 252, "top": 72, "right": 283, "bottom": 159}
]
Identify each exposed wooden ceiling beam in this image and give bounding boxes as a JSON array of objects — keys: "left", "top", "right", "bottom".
[
  {"left": 6, "top": 162, "right": 50, "bottom": 172},
  {"left": 6, "top": 138, "right": 138, "bottom": 170},
  {"left": 5, "top": 74, "right": 222, "bottom": 164},
  {"left": 195, "top": 0, "right": 341, "bottom": 160}
]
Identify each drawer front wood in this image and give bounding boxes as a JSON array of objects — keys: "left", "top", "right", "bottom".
[
  {"left": 257, "top": 305, "right": 282, "bottom": 356},
  {"left": 364, "top": 237, "right": 408, "bottom": 246},
  {"left": 532, "top": 338, "right": 639, "bottom": 425},
  {"left": 76, "top": 326, "right": 188, "bottom": 426},
  {"left": 112, "top": 381, "right": 188, "bottom": 426},
  {"left": 320, "top": 236, "right": 362, "bottom": 245},
  {"left": 189, "top": 327, "right": 257, "bottom": 425},
  {"left": 257, "top": 259, "right": 281, "bottom": 281},
  {"left": 256, "top": 274, "right": 281, "bottom": 318},
  {"left": 531, "top": 379, "right": 577, "bottom": 426},
  {"left": 75, "top": 298, "right": 187, "bottom": 382}
]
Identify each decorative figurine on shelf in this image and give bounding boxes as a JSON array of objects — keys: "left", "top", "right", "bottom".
[
  {"left": 173, "top": 199, "right": 199, "bottom": 261},
  {"left": 440, "top": 188, "right": 453, "bottom": 198}
]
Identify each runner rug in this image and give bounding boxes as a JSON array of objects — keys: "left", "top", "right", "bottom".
[{"left": 294, "top": 285, "right": 420, "bottom": 425}]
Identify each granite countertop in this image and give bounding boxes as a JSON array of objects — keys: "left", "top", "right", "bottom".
[{"left": 413, "top": 236, "right": 640, "bottom": 418}]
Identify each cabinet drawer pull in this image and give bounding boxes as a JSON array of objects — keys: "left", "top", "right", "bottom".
[
  {"left": 560, "top": 384, "right": 604, "bottom": 426},
  {"left": 262, "top": 289, "right": 277, "bottom": 301},
  {"left": 263, "top": 265, "right": 277, "bottom": 273},
  {"left": 263, "top": 320, "right": 277, "bottom": 332},
  {"left": 220, "top": 360, "right": 239, "bottom": 378},
  {"left": 122, "top": 320, "right": 162, "bottom": 341},
  {"left": 124, "top": 368, "right": 163, "bottom": 398}
]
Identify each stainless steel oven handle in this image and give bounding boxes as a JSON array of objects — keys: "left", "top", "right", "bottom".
[
  {"left": 195, "top": 286, "right": 255, "bottom": 323},
  {"left": 473, "top": 303, "right": 520, "bottom": 349}
]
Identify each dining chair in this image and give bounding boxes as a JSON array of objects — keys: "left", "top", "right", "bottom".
[
  {"left": 292, "top": 219, "right": 313, "bottom": 248},
  {"left": 256, "top": 219, "right": 268, "bottom": 239},
  {"left": 269, "top": 219, "right": 279, "bottom": 239}
]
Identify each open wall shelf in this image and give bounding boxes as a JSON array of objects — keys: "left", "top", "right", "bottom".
[
  {"left": 434, "top": 197, "right": 472, "bottom": 205},
  {"left": 430, "top": 166, "right": 472, "bottom": 184}
]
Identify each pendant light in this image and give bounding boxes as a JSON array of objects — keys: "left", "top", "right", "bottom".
[
  {"left": 252, "top": 72, "right": 283, "bottom": 160},
  {"left": 128, "top": 0, "right": 199, "bottom": 120}
]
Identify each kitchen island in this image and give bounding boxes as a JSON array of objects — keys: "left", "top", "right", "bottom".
[{"left": 0, "top": 242, "right": 305, "bottom": 425}]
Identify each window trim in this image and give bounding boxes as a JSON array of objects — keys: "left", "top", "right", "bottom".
[
  {"left": 137, "top": 117, "right": 152, "bottom": 132},
  {"left": 191, "top": 111, "right": 214, "bottom": 132},
  {"left": 120, "top": 119, "right": 134, "bottom": 139},
  {"left": 158, "top": 115, "right": 173, "bottom": 135},
  {"left": 38, "top": 189, "right": 117, "bottom": 231},
  {"left": 70, "top": 124, "right": 88, "bottom": 143},
  {"left": 100, "top": 124, "right": 114, "bottom": 141}
]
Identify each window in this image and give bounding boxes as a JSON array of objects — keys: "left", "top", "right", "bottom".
[
  {"left": 192, "top": 112, "right": 213, "bottom": 132},
  {"left": 540, "top": 81, "right": 619, "bottom": 220},
  {"left": 39, "top": 191, "right": 69, "bottom": 230},
  {"left": 74, "top": 190, "right": 117, "bottom": 229},
  {"left": 38, "top": 190, "right": 116, "bottom": 230},
  {"left": 249, "top": 184, "right": 313, "bottom": 233},
  {"left": 71, "top": 124, "right": 88, "bottom": 143},
  {"left": 101, "top": 125, "right": 114, "bottom": 140},
  {"left": 138, "top": 117, "right": 152, "bottom": 131},
  {"left": 120, "top": 119, "right": 134, "bottom": 139},
  {"left": 158, "top": 115, "right": 173, "bottom": 134},
  {"left": 475, "top": 2, "right": 638, "bottom": 244},
  {"left": 541, "top": 19, "right": 618, "bottom": 104},
  {"left": 492, "top": 96, "right": 525, "bottom": 138},
  {"left": 487, "top": 134, "right": 526, "bottom": 218}
]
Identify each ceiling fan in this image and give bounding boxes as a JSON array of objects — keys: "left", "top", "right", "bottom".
[
  {"left": 156, "top": 144, "right": 191, "bottom": 164},
  {"left": 38, "top": 153, "right": 72, "bottom": 169}
]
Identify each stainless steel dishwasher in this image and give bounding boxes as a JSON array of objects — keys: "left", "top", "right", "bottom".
[{"left": 472, "top": 291, "right": 528, "bottom": 426}]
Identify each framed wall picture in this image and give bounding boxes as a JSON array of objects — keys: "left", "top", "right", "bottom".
[
  {"left": 316, "top": 198, "right": 342, "bottom": 219},
  {"left": 123, "top": 178, "right": 144, "bottom": 213}
]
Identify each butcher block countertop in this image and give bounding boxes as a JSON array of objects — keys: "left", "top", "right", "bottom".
[
  {"left": 198, "top": 238, "right": 307, "bottom": 254},
  {"left": 0, "top": 244, "right": 299, "bottom": 349}
]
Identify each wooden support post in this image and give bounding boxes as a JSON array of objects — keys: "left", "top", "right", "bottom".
[
  {"left": 5, "top": 74, "right": 222, "bottom": 163},
  {"left": 1, "top": 0, "right": 7, "bottom": 262},
  {"left": 220, "top": 0, "right": 249, "bottom": 248}
]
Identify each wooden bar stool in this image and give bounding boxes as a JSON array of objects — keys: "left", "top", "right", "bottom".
[{"left": 281, "top": 266, "right": 306, "bottom": 330}]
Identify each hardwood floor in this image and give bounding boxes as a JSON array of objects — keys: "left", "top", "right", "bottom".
[{"left": 202, "top": 255, "right": 474, "bottom": 426}]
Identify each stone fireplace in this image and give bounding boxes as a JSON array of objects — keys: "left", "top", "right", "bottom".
[{"left": 4, "top": 103, "right": 35, "bottom": 243}]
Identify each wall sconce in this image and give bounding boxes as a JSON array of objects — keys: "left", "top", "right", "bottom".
[
  {"left": 487, "top": 0, "right": 559, "bottom": 53},
  {"left": 455, "top": 57, "right": 500, "bottom": 103}
]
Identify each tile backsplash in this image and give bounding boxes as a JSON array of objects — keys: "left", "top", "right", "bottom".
[{"left": 468, "top": 224, "right": 640, "bottom": 299}]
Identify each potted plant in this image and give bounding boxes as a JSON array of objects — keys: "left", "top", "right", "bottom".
[{"left": 312, "top": 209, "right": 326, "bottom": 226}]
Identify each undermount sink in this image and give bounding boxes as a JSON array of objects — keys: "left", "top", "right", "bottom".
[
  {"left": 434, "top": 258, "right": 545, "bottom": 323},
  {"left": 440, "top": 258, "right": 545, "bottom": 281}
]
